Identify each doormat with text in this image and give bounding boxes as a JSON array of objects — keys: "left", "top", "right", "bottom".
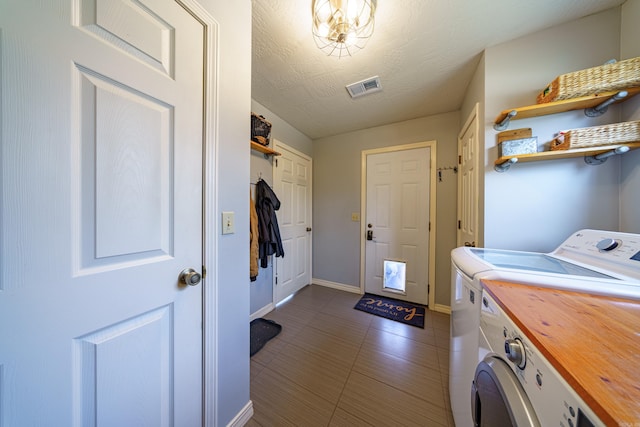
[{"left": 354, "top": 293, "right": 425, "bottom": 328}]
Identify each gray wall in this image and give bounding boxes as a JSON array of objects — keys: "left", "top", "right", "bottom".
[
  {"left": 482, "top": 7, "right": 626, "bottom": 251},
  {"left": 198, "top": 1, "right": 252, "bottom": 425},
  {"left": 312, "top": 112, "right": 460, "bottom": 308},
  {"left": 249, "top": 100, "right": 313, "bottom": 315},
  {"left": 620, "top": 0, "right": 640, "bottom": 233}
]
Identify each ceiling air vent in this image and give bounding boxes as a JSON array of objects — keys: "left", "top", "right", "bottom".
[{"left": 346, "top": 76, "right": 382, "bottom": 99}]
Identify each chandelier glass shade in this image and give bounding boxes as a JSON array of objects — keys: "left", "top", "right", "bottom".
[{"left": 311, "top": 0, "right": 377, "bottom": 58}]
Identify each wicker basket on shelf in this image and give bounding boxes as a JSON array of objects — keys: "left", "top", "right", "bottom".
[
  {"left": 550, "top": 120, "right": 640, "bottom": 151},
  {"left": 537, "top": 57, "right": 640, "bottom": 104}
]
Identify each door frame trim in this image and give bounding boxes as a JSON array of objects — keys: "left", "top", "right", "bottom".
[
  {"left": 359, "top": 141, "right": 437, "bottom": 309},
  {"left": 186, "top": 1, "right": 219, "bottom": 425},
  {"left": 272, "top": 139, "right": 313, "bottom": 305}
]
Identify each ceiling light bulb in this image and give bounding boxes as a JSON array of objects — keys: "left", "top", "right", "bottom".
[{"left": 346, "top": 0, "right": 363, "bottom": 21}]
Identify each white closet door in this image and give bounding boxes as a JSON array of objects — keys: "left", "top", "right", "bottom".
[{"left": 0, "top": 1, "right": 206, "bottom": 424}]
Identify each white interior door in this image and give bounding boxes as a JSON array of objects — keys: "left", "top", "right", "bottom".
[
  {"left": 363, "top": 145, "right": 432, "bottom": 305},
  {"left": 0, "top": 1, "right": 205, "bottom": 425},
  {"left": 458, "top": 103, "right": 480, "bottom": 248},
  {"left": 274, "top": 141, "right": 312, "bottom": 304}
]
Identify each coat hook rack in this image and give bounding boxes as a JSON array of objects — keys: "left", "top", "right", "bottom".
[
  {"left": 584, "top": 145, "right": 630, "bottom": 165},
  {"left": 494, "top": 110, "right": 517, "bottom": 131},
  {"left": 584, "top": 90, "right": 628, "bottom": 117},
  {"left": 437, "top": 166, "right": 458, "bottom": 182}
]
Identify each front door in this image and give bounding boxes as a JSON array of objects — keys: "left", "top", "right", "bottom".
[
  {"left": 274, "top": 141, "right": 312, "bottom": 304},
  {"left": 363, "top": 144, "right": 433, "bottom": 305},
  {"left": 0, "top": 1, "right": 205, "bottom": 425}
]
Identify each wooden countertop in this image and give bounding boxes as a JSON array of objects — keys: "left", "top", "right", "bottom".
[{"left": 481, "top": 279, "right": 640, "bottom": 426}]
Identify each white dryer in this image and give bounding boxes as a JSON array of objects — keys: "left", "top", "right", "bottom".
[
  {"left": 473, "top": 292, "right": 604, "bottom": 426},
  {"left": 449, "top": 229, "right": 640, "bottom": 427}
]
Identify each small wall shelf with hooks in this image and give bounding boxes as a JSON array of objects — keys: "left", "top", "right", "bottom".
[
  {"left": 493, "top": 87, "right": 640, "bottom": 131},
  {"left": 251, "top": 141, "right": 281, "bottom": 157},
  {"left": 494, "top": 142, "right": 640, "bottom": 172}
]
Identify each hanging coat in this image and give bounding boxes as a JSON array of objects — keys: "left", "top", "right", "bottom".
[
  {"left": 255, "top": 179, "right": 284, "bottom": 268},
  {"left": 249, "top": 194, "right": 259, "bottom": 281}
]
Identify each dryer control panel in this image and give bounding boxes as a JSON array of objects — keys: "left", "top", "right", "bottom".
[{"left": 552, "top": 229, "right": 640, "bottom": 281}]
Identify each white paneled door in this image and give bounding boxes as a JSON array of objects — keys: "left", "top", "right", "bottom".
[
  {"left": 274, "top": 141, "right": 312, "bottom": 304},
  {"left": 458, "top": 103, "right": 480, "bottom": 248},
  {"left": 363, "top": 145, "right": 432, "bottom": 305},
  {"left": 0, "top": 1, "right": 206, "bottom": 425}
]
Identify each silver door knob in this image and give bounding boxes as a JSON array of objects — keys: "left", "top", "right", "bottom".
[{"left": 179, "top": 268, "right": 202, "bottom": 286}]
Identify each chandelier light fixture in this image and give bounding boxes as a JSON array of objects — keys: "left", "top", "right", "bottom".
[{"left": 311, "top": 0, "right": 377, "bottom": 58}]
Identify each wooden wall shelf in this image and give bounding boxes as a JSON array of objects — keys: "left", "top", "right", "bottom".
[
  {"left": 250, "top": 141, "right": 281, "bottom": 156},
  {"left": 494, "top": 87, "right": 640, "bottom": 129},
  {"left": 494, "top": 142, "right": 640, "bottom": 171}
]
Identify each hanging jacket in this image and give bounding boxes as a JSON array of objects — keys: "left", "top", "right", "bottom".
[
  {"left": 249, "top": 193, "right": 259, "bottom": 281},
  {"left": 255, "top": 179, "right": 284, "bottom": 268}
]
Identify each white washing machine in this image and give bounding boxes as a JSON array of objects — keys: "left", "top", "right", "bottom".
[
  {"left": 449, "top": 229, "right": 640, "bottom": 427},
  {"left": 473, "top": 292, "right": 604, "bottom": 426}
]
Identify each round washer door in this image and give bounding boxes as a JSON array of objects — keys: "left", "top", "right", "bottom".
[{"left": 471, "top": 356, "right": 541, "bottom": 427}]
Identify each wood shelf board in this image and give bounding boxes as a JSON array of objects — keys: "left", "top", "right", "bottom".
[
  {"left": 495, "top": 142, "right": 640, "bottom": 166},
  {"left": 250, "top": 141, "right": 281, "bottom": 156},
  {"left": 494, "top": 87, "right": 640, "bottom": 124}
]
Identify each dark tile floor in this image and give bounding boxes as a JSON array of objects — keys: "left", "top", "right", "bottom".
[{"left": 247, "top": 285, "right": 453, "bottom": 426}]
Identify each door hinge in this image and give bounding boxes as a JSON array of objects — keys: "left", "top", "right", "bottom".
[
  {"left": 428, "top": 222, "right": 431, "bottom": 231},
  {"left": 458, "top": 155, "right": 462, "bottom": 164},
  {"left": 275, "top": 276, "right": 278, "bottom": 285},
  {"left": 275, "top": 158, "right": 278, "bottom": 167},
  {"left": 458, "top": 220, "right": 461, "bottom": 229},
  {"left": 428, "top": 284, "right": 430, "bottom": 294}
]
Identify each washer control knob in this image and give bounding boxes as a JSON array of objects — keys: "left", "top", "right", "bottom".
[
  {"left": 504, "top": 338, "right": 526, "bottom": 369},
  {"left": 596, "top": 238, "right": 619, "bottom": 251}
]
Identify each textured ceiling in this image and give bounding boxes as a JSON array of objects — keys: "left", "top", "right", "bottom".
[{"left": 251, "top": 0, "right": 625, "bottom": 139}]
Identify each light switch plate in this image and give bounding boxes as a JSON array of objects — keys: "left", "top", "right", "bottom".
[
  {"left": 351, "top": 212, "right": 360, "bottom": 221},
  {"left": 222, "top": 211, "right": 235, "bottom": 234}
]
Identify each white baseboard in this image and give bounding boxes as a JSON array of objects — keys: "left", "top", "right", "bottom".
[
  {"left": 432, "top": 303, "right": 451, "bottom": 315},
  {"left": 250, "top": 303, "right": 275, "bottom": 321},
  {"left": 226, "top": 400, "right": 254, "bottom": 427},
  {"left": 312, "top": 278, "right": 362, "bottom": 294}
]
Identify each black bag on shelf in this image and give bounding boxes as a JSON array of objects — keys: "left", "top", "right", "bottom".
[{"left": 251, "top": 113, "right": 272, "bottom": 146}]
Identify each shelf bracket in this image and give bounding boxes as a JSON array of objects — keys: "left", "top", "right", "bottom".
[
  {"left": 494, "top": 157, "right": 518, "bottom": 172},
  {"left": 584, "top": 91, "right": 628, "bottom": 117},
  {"left": 494, "top": 110, "right": 517, "bottom": 131},
  {"left": 584, "top": 146, "right": 630, "bottom": 165}
]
